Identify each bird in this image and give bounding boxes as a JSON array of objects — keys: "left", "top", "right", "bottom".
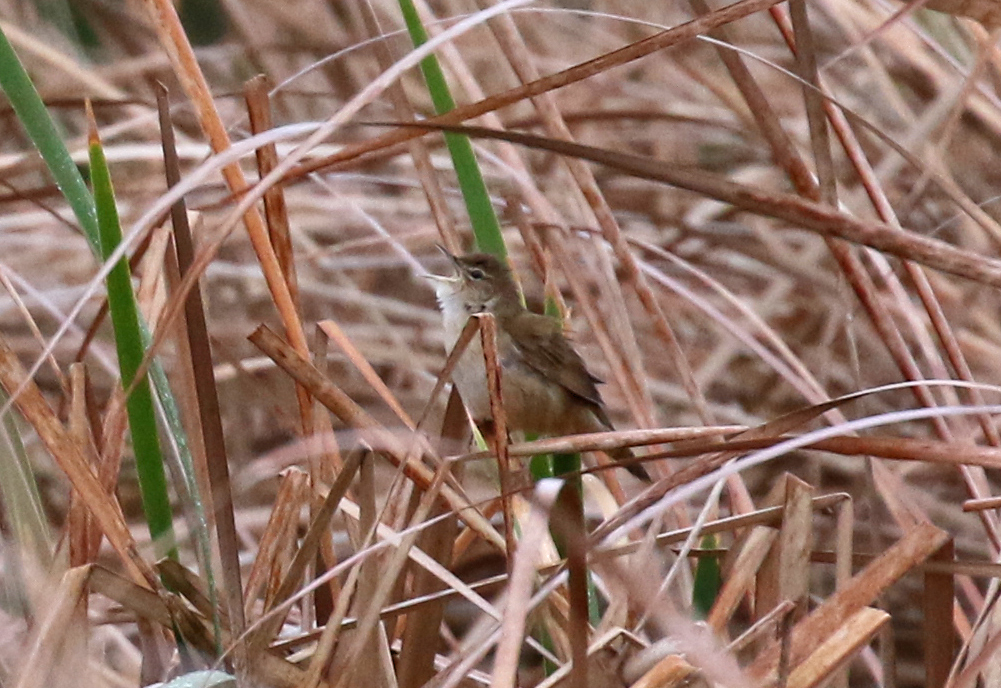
[{"left": 428, "top": 248, "right": 649, "bottom": 481}]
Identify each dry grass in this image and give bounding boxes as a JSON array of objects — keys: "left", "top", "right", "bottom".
[{"left": 2, "top": 0, "right": 1001, "bottom": 686}]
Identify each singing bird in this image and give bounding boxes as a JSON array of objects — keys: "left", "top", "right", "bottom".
[{"left": 428, "top": 249, "right": 649, "bottom": 481}]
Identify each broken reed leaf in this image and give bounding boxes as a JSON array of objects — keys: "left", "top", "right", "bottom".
[
  {"left": 241, "top": 469, "right": 311, "bottom": 621},
  {"left": 748, "top": 522, "right": 949, "bottom": 680},
  {"left": 245, "top": 450, "right": 363, "bottom": 650},
  {"left": 755, "top": 476, "right": 814, "bottom": 624},
  {"left": 784, "top": 607, "right": 890, "bottom": 688}
]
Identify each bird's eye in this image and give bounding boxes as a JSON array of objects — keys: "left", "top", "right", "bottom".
[{"left": 467, "top": 267, "right": 486, "bottom": 280}]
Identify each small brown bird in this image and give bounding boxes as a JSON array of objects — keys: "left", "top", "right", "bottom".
[{"left": 429, "top": 249, "right": 649, "bottom": 481}]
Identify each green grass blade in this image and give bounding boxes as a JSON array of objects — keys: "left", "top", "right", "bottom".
[
  {"left": 550, "top": 452, "right": 597, "bottom": 626},
  {"left": 552, "top": 452, "right": 581, "bottom": 480},
  {"left": 692, "top": 533, "right": 721, "bottom": 617},
  {"left": 88, "top": 114, "right": 177, "bottom": 560},
  {"left": 0, "top": 25, "right": 98, "bottom": 251},
  {"left": 396, "top": 0, "right": 505, "bottom": 258},
  {"left": 548, "top": 285, "right": 582, "bottom": 486},
  {"left": 529, "top": 450, "right": 554, "bottom": 481}
]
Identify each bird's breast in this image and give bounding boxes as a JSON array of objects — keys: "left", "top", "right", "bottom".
[{"left": 438, "top": 302, "right": 602, "bottom": 436}]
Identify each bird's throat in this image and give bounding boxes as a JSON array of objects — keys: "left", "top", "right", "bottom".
[{"left": 435, "top": 290, "right": 477, "bottom": 348}]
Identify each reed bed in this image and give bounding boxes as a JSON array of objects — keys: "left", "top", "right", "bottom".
[{"left": 1, "top": 1, "right": 1000, "bottom": 687}]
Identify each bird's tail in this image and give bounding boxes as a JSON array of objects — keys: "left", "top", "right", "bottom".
[
  {"left": 587, "top": 405, "right": 651, "bottom": 481},
  {"left": 606, "top": 445, "right": 651, "bottom": 482}
]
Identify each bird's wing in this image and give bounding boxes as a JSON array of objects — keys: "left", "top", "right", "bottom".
[{"left": 506, "top": 315, "right": 605, "bottom": 407}]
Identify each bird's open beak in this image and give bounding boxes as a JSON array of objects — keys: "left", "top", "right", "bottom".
[
  {"left": 426, "top": 243, "right": 464, "bottom": 284},
  {"left": 423, "top": 272, "right": 458, "bottom": 285},
  {"left": 436, "top": 243, "right": 462, "bottom": 267},
  {"left": 424, "top": 243, "right": 462, "bottom": 283}
]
